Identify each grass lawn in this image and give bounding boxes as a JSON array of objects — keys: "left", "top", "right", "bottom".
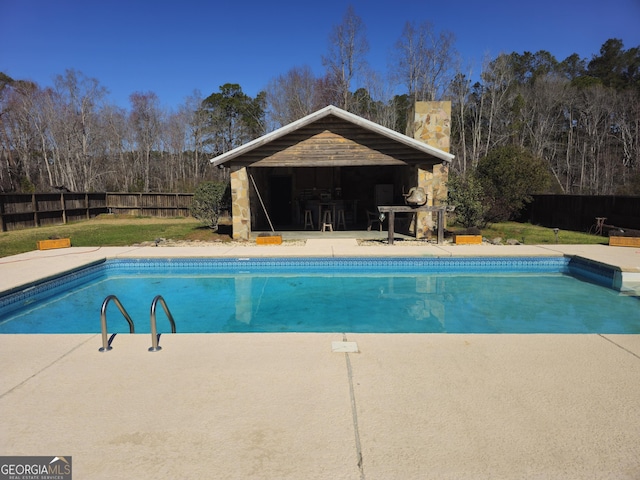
[
  {"left": 0, "top": 216, "right": 607, "bottom": 258},
  {"left": 0, "top": 215, "right": 231, "bottom": 258},
  {"left": 477, "top": 222, "right": 607, "bottom": 245}
]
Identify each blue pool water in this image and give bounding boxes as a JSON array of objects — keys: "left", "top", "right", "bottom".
[{"left": 0, "top": 257, "right": 638, "bottom": 334}]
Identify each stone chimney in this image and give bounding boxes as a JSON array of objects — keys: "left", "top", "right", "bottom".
[
  {"left": 407, "top": 101, "right": 451, "bottom": 239},
  {"left": 408, "top": 101, "right": 451, "bottom": 153}
]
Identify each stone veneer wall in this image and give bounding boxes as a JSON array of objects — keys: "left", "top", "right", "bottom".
[
  {"left": 413, "top": 101, "right": 451, "bottom": 239},
  {"left": 412, "top": 101, "right": 451, "bottom": 153},
  {"left": 230, "top": 166, "right": 250, "bottom": 240}
]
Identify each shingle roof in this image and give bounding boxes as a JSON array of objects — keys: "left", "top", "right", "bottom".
[{"left": 209, "top": 105, "right": 454, "bottom": 166}]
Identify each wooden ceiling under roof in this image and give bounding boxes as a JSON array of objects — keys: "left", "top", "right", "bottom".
[{"left": 225, "top": 116, "right": 444, "bottom": 168}]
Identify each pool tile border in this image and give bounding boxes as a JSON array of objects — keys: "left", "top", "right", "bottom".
[
  {"left": 0, "top": 261, "right": 105, "bottom": 315},
  {"left": 105, "top": 256, "right": 570, "bottom": 274}
]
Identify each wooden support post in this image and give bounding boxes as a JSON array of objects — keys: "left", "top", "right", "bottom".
[
  {"left": 61, "top": 193, "right": 67, "bottom": 224},
  {"left": 387, "top": 210, "right": 395, "bottom": 245},
  {"left": 32, "top": 193, "right": 38, "bottom": 227}
]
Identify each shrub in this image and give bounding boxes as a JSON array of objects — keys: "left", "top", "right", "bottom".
[
  {"left": 446, "top": 171, "right": 487, "bottom": 228},
  {"left": 190, "top": 181, "right": 229, "bottom": 230},
  {"left": 476, "top": 145, "right": 550, "bottom": 222}
]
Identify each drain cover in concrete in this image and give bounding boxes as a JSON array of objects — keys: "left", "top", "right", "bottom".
[{"left": 331, "top": 341, "right": 359, "bottom": 353}]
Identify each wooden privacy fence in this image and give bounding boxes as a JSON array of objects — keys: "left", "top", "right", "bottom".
[
  {"left": 0, "top": 193, "right": 108, "bottom": 231},
  {"left": 0, "top": 192, "right": 194, "bottom": 231},
  {"left": 521, "top": 195, "right": 640, "bottom": 233},
  {"left": 105, "top": 193, "right": 193, "bottom": 217}
]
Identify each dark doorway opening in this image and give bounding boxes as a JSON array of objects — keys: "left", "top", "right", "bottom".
[{"left": 268, "top": 175, "right": 292, "bottom": 227}]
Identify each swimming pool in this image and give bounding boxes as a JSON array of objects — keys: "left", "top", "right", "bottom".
[{"left": 0, "top": 257, "right": 638, "bottom": 334}]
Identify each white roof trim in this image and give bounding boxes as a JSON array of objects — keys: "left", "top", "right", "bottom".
[{"left": 209, "top": 104, "right": 454, "bottom": 167}]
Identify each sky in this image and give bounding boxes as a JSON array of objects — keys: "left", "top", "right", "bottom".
[{"left": 2, "top": 0, "right": 639, "bottom": 111}]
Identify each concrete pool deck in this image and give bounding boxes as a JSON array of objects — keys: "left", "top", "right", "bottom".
[{"left": 1, "top": 242, "right": 640, "bottom": 479}]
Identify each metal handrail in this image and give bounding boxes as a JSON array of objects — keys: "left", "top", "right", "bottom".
[
  {"left": 149, "top": 295, "right": 176, "bottom": 352},
  {"left": 99, "top": 295, "right": 135, "bottom": 352}
]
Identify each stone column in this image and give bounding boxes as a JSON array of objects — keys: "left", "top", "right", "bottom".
[
  {"left": 415, "top": 167, "right": 435, "bottom": 239},
  {"left": 412, "top": 101, "right": 451, "bottom": 239},
  {"left": 230, "top": 166, "right": 251, "bottom": 240}
]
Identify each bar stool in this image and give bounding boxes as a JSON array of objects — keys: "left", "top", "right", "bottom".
[
  {"left": 336, "top": 209, "right": 346, "bottom": 230},
  {"left": 304, "top": 209, "right": 314, "bottom": 230},
  {"left": 321, "top": 209, "right": 333, "bottom": 232}
]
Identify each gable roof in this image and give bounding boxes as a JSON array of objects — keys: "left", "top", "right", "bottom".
[{"left": 209, "top": 104, "right": 454, "bottom": 167}]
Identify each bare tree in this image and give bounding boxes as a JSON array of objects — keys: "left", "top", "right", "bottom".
[
  {"left": 0, "top": 80, "right": 40, "bottom": 190},
  {"left": 30, "top": 87, "right": 57, "bottom": 188},
  {"left": 266, "top": 66, "right": 322, "bottom": 128},
  {"left": 392, "top": 21, "right": 457, "bottom": 103},
  {"left": 450, "top": 71, "right": 472, "bottom": 173},
  {"left": 101, "top": 104, "right": 130, "bottom": 191},
  {"left": 182, "top": 90, "right": 207, "bottom": 183},
  {"left": 479, "top": 54, "right": 516, "bottom": 157},
  {"left": 616, "top": 89, "right": 640, "bottom": 180},
  {"left": 357, "top": 68, "right": 398, "bottom": 129},
  {"left": 462, "top": 76, "right": 487, "bottom": 170},
  {"left": 575, "top": 86, "right": 610, "bottom": 193},
  {"left": 518, "top": 76, "right": 571, "bottom": 192},
  {"left": 314, "top": 73, "right": 343, "bottom": 110},
  {"left": 129, "top": 91, "right": 163, "bottom": 192},
  {"left": 47, "top": 70, "right": 109, "bottom": 191},
  {"left": 322, "top": 6, "right": 369, "bottom": 110}
]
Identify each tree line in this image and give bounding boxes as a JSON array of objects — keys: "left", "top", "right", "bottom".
[{"left": 1, "top": 6, "right": 638, "bottom": 196}]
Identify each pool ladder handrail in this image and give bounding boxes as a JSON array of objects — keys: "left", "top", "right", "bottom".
[
  {"left": 149, "top": 295, "right": 176, "bottom": 352},
  {"left": 99, "top": 295, "right": 135, "bottom": 352}
]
